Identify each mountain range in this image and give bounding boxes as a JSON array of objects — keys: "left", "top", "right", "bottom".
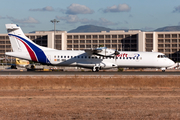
[
  {"left": 68, "top": 25, "right": 112, "bottom": 33},
  {"left": 67, "top": 25, "right": 180, "bottom": 33},
  {"left": 30, "top": 25, "right": 180, "bottom": 33},
  {"left": 154, "top": 26, "right": 180, "bottom": 32}
]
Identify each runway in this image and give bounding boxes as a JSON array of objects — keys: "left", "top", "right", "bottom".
[{"left": 0, "top": 70, "right": 180, "bottom": 76}]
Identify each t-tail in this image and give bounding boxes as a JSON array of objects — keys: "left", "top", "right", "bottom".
[{"left": 5, "top": 24, "right": 52, "bottom": 64}]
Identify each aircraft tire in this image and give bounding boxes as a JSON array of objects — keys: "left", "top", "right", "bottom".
[
  {"left": 92, "top": 67, "right": 99, "bottom": 72},
  {"left": 95, "top": 67, "right": 99, "bottom": 72},
  {"left": 31, "top": 65, "right": 35, "bottom": 69},
  {"left": 11, "top": 65, "right": 17, "bottom": 69}
]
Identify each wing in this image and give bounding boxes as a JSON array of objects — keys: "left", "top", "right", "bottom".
[{"left": 84, "top": 48, "right": 102, "bottom": 55}]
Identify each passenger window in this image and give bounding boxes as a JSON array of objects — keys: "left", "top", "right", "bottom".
[
  {"left": 64, "top": 56, "right": 66, "bottom": 58},
  {"left": 81, "top": 56, "right": 83, "bottom": 58},
  {"left": 61, "top": 56, "right": 63, "bottom": 58},
  {"left": 126, "top": 57, "right": 128, "bottom": 59}
]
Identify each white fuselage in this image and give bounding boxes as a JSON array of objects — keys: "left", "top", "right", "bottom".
[{"left": 6, "top": 50, "right": 175, "bottom": 70}]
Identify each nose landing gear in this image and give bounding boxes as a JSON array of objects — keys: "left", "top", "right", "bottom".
[{"left": 161, "top": 68, "right": 166, "bottom": 72}]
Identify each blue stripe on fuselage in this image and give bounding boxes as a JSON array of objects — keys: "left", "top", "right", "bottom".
[{"left": 8, "top": 34, "right": 51, "bottom": 64}]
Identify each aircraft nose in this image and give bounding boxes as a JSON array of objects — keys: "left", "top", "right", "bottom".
[{"left": 169, "top": 59, "right": 175, "bottom": 66}]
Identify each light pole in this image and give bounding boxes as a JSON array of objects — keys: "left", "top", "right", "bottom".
[{"left": 50, "top": 19, "right": 59, "bottom": 49}]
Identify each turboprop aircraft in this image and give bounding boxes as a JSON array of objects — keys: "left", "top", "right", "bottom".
[{"left": 5, "top": 24, "right": 175, "bottom": 72}]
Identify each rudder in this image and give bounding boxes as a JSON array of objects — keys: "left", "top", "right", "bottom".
[{"left": 6, "top": 24, "right": 31, "bottom": 52}]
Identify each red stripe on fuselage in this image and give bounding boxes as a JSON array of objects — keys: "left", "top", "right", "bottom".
[{"left": 16, "top": 37, "right": 38, "bottom": 62}]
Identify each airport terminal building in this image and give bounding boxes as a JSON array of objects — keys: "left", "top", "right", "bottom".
[{"left": 0, "top": 30, "right": 180, "bottom": 62}]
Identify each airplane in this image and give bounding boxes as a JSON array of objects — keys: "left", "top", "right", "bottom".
[{"left": 5, "top": 24, "right": 175, "bottom": 72}]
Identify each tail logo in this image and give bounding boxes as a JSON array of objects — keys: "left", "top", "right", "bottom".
[
  {"left": 8, "top": 34, "right": 50, "bottom": 64},
  {"left": 16, "top": 37, "right": 38, "bottom": 62}
]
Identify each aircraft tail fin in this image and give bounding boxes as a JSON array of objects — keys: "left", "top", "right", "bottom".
[
  {"left": 5, "top": 24, "right": 51, "bottom": 63},
  {"left": 6, "top": 24, "right": 42, "bottom": 52}
]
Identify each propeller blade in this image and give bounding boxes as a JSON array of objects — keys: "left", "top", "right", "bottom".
[{"left": 114, "top": 50, "right": 120, "bottom": 55}]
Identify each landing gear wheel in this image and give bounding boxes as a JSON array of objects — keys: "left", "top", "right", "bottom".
[
  {"left": 31, "top": 65, "right": 35, "bottom": 69},
  {"left": 92, "top": 68, "right": 96, "bottom": 72},
  {"left": 11, "top": 65, "right": 17, "bottom": 69},
  {"left": 95, "top": 67, "right": 99, "bottom": 72},
  {"left": 92, "top": 67, "right": 99, "bottom": 72},
  {"left": 161, "top": 68, "right": 166, "bottom": 72}
]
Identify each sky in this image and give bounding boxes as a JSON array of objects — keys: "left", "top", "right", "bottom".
[{"left": 0, "top": 0, "right": 180, "bottom": 33}]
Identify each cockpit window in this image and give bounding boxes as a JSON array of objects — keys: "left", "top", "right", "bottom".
[{"left": 157, "top": 55, "right": 167, "bottom": 58}]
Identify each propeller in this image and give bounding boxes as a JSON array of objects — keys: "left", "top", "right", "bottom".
[
  {"left": 114, "top": 48, "right": 120, "bottom": 61},
  {"left": 114, "top": 50, "right": 120, "bottom": 55}
]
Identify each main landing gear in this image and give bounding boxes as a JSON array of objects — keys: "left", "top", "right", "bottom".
[{"left": 92, "top": 66, "right": 100, "bottom": 72}]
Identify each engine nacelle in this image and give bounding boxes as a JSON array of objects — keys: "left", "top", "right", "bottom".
[{"left": 93, "top": 47, "right": 119, "bottom": 56}]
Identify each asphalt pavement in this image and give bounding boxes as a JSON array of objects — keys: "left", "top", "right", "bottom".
[{"left": 0, "top": 70, "right": 179, "bottom": 76}]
